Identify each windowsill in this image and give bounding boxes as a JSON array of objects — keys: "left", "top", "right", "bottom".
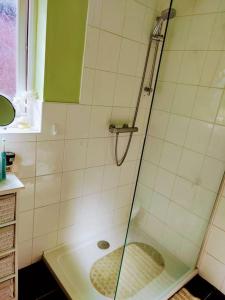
[
  {"left": 0, "top": 98, "right": 43, "bottom": 134},
  {"left": 0, "top": 126, "right": 41, "bottom": 134}
]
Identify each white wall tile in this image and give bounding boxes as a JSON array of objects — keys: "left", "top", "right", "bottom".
[
  {"left": 96, "top": 31, "right": 121, "bottom": 72},
  {"left": 160, "top": 142, "right": 182, "bottom": 172},
  {"left": 123, "top": 0, "right": 146, "bottom": 42},
  {"left": 89, "top": 106, "right": 112, "bottom": 138},
  {"left": 33, "top": 204, "right": 59, "bottom": 237},
  {"left": 155, "top": 168, "right": 175, "bottom": 198},
  {"left": 200, "top": 52, "right": 225, "bottom": 88},
  {"left": 200, "top": 253, "right": 225, "bottom": 290},
  {"left": 61, "top": 170, "right": 84, "bottom": 201},
  {"left": 186, "top": 15, "right": 215, "bottom": 50},
  {"left": 145, "top": 214, "right": 165, "bottom": 243},
  {"left": 18, "top": 240, "right": 32, "bottom": 269},
  {"left": 80, "top": 68, "right": 95, "bottom": 105},
  {"left": 193, "top": 187, "right": 216, "bottom": 220},
  {"left": 172, "top": 176, "right": 196, "bottom": 210},
  {"left": 178, "top": 149, "right": 204, "bottom": 182},
  {"left": 88, "top": 0, "right": 102, "bottom": 27},
  {"left": 178, "top": 51, "right": 206, "bottom": 85},
  {"left": 65, "top": 105, "right": 91, "bottom": 139},
  {"left": 209, "top": 12, "right": 225, "bottom": 51},
  {"left": 192, "top": 87, "right": 222, "bottom": 123},
  {"left": 200, "top": 157, "right": 224, "bottom": 192},
  {"left": 154, "top": 81, "right": 176, "bottom": 112},
  {"left": 35, "top": 174, "right": 61, "bottom": 208},
  {"left": 166, "top": 115, "right": 189, "bottom": 146},
  {"left": 37, "top": 103, "right": 67, "bottom": 141},
  {"left": 18, "top": 210, "right": 34, "bottom": 242},
  {"left": 149, "top": 110, "right": 169, "bottom": 138},
  {"left": 18, "top": 178, "right": 35, "bottom": 212},
  {"left": 139, "top": 161, "right": 158, "bottom": 189},
  {"left": 93, "top": 70, "right": 116, "bottom": 106},
  {"left": 207, "top": 227, "right": 225, "bottom": 264},
  {"left": 63, "top": 139, "right": 88, "bottom": 171},
  {"left": 101, "top": 0, "right": 126, "bottom": 35},
  {"left": 150, "top": 192, "right": 170, "bottom": 222},
  {"left": 207, "top": 125, "right": 225, "bottom": 161},
  {"left": 120, "top": 161, "right": 137, "bottom": 186},
  {"left": 185, "top": 120, "right": 213, "bottom": 154},
  {"left": 118, "top": 39, "right": 140, "bottom": 76},
  {"left": 214, "top": 196, "right": 225, "bottom": 231},
  {"left": 171, "top": 84, "right": 197, "bottom": 117},
  {"left": 143, "top": 136, "right": 163, "bottom": 165},
  {"left": 193, "top": 0, "right": 222, "bottom": 14},
  {"left": 103, "top": 164, "right": 120, "bottom": 190},
  {"left": 114, "top": 74, "right": 138, "bottom": 107},
  {"left": 84, "top": 166, "right": 104, "bottom": 195},
  {"left": 6, "top": 142, "right": 36, "bottom": 178},
  {"left": 159, "top": 51, "right": 183, "bottom": 82},
  {"left": 165, "top": 17, "right": 191, "bottom": 50},
  {"left": 86, "top": 138, "right": 107, "bottom": 167},
  {"left": 36, "top": 141, "right": 64, "bottom": 176},
  {"left": 84, "top": 26, "right": 99, "bottom": 68},
  {"left": 59, "top": 198, "right": 83, "bottom": 228},
  {"left": 32, "top": 232, "right": 57, "bottom": 262}
]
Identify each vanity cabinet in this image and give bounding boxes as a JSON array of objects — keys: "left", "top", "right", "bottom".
[{"left": 0, "top": 175, "right": 24, "bottom": 300}]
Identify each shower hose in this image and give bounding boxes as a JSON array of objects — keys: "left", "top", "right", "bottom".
[{"left": 114, "top": 32, "right": 162, "bottom": 167}]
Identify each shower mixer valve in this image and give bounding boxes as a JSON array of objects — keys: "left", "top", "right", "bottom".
[{"left": 109, "top": 124, "right": 139, "bottom": 134}]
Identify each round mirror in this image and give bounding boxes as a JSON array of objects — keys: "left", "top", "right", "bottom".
[{"left": 0, "top": 95, "right": 16, "bottom": 126}]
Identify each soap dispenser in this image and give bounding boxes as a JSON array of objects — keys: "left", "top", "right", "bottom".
[{"left": 0, "top": 139, "right": 6, "bottom": 181}]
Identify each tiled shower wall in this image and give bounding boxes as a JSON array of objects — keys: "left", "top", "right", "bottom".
[
  {"left": 135, "top": 0, "right": 225, "bottom": 269},
  {"left": 0, "top": 0, "right": 159, "bottom": 268},
  {"left": 199, "top": 178, "right": 225, "bottom": 295}
]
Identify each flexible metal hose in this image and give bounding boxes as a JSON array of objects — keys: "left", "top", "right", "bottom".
[{"left": 114, "top": 32, "right": 161, "bottom": 167}]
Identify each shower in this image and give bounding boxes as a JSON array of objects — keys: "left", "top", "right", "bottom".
[{"left": 109, "top": 8, "right": 176, "bottom": 166}]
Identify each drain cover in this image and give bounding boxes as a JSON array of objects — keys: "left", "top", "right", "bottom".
[{"left": 97, "top": 240, "right": 110, "bottom": 250}]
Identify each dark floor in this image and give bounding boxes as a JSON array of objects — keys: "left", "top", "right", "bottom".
[
  {"left": 183, "top": 275, "right": 225, "bottom": 300},
  {"left": 18, "top": 260, "right": 68, "bottom": 300},
  {"left": 19, "top": 260, "right": 225, "bottom": 300}
]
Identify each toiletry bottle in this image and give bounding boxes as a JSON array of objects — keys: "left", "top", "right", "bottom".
[
  {"left": 1, "top": 151, "right": 6, "bottom": 180},
  {"left": 0, "top": 152, "right": 2, "bottom": 181},
  {"left": 0, "top": 139, "right": 6, "bottom": 180}
]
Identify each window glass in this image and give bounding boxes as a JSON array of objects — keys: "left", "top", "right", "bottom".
[{"left": 0, "top": 0, "right": 16, "bottom": 98}]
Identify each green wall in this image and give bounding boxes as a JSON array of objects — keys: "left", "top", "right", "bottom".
[{"left": 36, "top": 0, "right": 88, "bottom": 103}]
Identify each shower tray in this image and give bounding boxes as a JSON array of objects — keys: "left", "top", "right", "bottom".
[{"left": 44, "top": 225, "right": 195, "bottom": 300}]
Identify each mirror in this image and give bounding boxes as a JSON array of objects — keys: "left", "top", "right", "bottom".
[{"left": 0, "top": 95, "right": 16, "bottom": 126}]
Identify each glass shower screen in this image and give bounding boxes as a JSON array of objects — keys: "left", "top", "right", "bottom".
[{"left": 114, "top": 0, "right": 225, "bottom": 299}]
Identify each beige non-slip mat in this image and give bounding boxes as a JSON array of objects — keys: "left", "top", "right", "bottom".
[
  {"left": 90, "top": 242, "right": 165, "bottom": 299},
  {"left": 170, "top": 288, "right": 200, "bottom": 300}
]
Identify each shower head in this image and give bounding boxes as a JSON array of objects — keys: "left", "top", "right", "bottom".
[
  {"left": 152, "top": 8, "right": 176, "bottom": 36},
  {"left": 160, "top": 8, "right": 176, "bottom": 20}
]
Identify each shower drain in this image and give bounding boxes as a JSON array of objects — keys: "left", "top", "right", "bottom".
[{"left": 97, "top": 240, "right": 110, "bottom": 250}]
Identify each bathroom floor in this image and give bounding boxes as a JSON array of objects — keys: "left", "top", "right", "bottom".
[
  {"left": 18, "top": 260, "right": 225, "bottom": 300},
  {"left": 18, "top": 260, "right": 68, "bottom": 300}
]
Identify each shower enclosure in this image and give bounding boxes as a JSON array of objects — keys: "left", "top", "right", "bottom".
[{"left": 44, "top": 0, "right": 225, "bottom": 299}]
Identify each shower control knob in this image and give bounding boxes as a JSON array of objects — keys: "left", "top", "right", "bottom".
[{"left": 144, "top": 87, "right": 153, "bottom": 94}]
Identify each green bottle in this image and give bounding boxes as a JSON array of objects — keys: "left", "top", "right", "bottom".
[{"left": 1, "top": 139, "right": 6, "bottom": 181}]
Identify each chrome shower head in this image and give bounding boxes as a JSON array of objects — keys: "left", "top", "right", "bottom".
[
  {"left": 153, "top": 8, "right": 176, "bottom": 35},
  {"left": 160, "top": 8, "right": 176, "bottom": 20}
]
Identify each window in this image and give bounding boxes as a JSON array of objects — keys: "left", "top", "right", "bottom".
[
  {"left": 0, "top": 0, "right": 42, "bottom": 133},
  {"left": 0, "top": 0, "right": 17, "bottom": 98}
]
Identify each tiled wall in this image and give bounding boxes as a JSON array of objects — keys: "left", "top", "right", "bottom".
[
  {"left": 135, "top": 0, "right": 225, "bottom": 269},
  {"left": 198, "top": 177, "right": 225, "bottom": 295},
  {"left": 0, "top": 0, "right": 159, "bottom": 268}
]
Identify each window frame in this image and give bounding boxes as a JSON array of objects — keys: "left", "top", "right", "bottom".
[{"left": 0, "top": 0, "right": 42, "bottom": 133}]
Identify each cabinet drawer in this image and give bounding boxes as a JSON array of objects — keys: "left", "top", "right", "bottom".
[
  {"left": 0, "top": 225, "right": 15, "bottom": 253},
  {"left": 0, "top": 279, "right": 14, "bottom": 300},
  {"left": 0, "top": 194, "right": 16, "bottom": 225},
  {"left": 0, "top": 253, "right": 15, "bottom": 279}
]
